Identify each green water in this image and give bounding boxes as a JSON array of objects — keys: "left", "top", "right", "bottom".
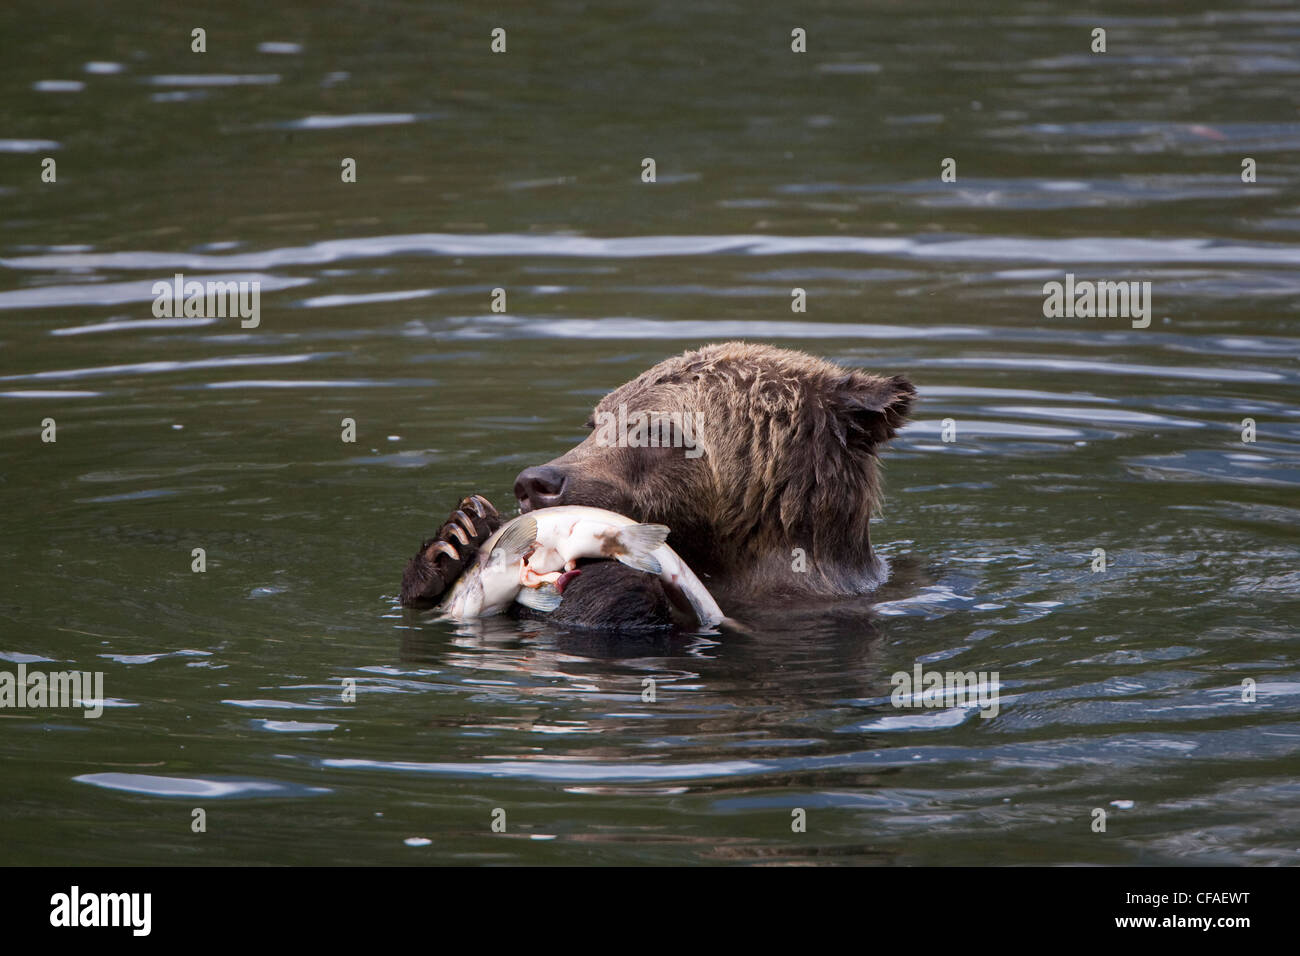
[{"left": 1, "top": 0, "right": 1298, "bottom": 865}]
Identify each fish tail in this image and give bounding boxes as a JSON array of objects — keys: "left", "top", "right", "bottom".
[
  {"left": 613, "top": 523, "right": 669, "bottom": 575},
  {"left": 718, "top": 616, "right": 752, "bottom": 637}
]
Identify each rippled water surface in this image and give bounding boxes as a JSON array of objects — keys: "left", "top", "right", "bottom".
[{"left": 2, "top": 1, "right": 1298, "bottom": 865}]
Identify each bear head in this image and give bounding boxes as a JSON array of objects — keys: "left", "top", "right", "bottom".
[{"left": 513, "top": 342, "right": 915, "bottom": 598}]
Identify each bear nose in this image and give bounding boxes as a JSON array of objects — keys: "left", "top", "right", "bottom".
[{"left": 514, "top": 465, "right": 568, "bottom": 512}]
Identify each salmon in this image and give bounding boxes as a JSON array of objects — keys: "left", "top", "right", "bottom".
[{"left": 439, "top": 505, "right": 727, "bottom": 629}]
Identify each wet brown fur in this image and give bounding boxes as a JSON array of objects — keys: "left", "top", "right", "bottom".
[{"left": 530, "top": 342, "right": 915, "bottom": 605}]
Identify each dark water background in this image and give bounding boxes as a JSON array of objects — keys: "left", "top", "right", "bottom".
[{"left": 1, "top": 0, "right": 1298, "bottom": 865}]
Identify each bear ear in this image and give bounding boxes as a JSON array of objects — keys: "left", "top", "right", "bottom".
[{"left": 830, "top": 372, "right": 916, "bottom": 447}]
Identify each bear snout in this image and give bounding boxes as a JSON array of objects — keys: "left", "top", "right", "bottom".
[{"left": 514, "top": 464, "right": 569, "bottom": 512}]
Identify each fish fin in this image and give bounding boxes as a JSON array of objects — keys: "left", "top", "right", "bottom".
[
  {"left": 613, "top": 523, "right": 669, "bottom": 576},
  {"left": 516, "top": 583, "right": 562, "bottom": 612},
  {"left": 491, "top": 515, "right": 537, "bottom": 564}
]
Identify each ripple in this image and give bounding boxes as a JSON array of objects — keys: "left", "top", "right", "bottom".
[
  {"left": 145, "top": 74, "right": 280, "bottom": 86},
  {"left": 842, "top": 707, "right": 978, "bottom": 732},
  {"left": 77, "top": 489, "right": 183, "bottom": 503},
  {"left": 1127, "top": 450, "right": 1300, "bottom": 488},
  {"left": 986, "top": 405, "right": 1206, "bottom": 429},
  {"left": 0, "top": 352, "right": 325, "bottom": 384},
  {"left": 222, "top": 698, "right": 334, "bottom": 710},
  {"left": 424, "top": 314, "right": 990, "bottom": 342},
  {"left": 7, "top": 232, "right": 1297, "bottom": 273},
  {"left": 33, "top": 80, "right": 85, "bottom": 93},
  {"left": 257, "top": 720, "right": 338, "bottom": 732},
  {"left": 323, "top": 756, "right": 770, "bottom": 782},
  {"left": 0, "top": 139, "right": 60, "bottom": 153},
  {"left": 321, "top": 723, "right": 1300, "bottom": 783},
  {"left": 100, "top": 650, "right": 211, "bottom": 665},
  {"left": 74, "top": 772, "right": 329, "bottom": 798},
  {"left": 905, "top": 419, "right": 1086, "bottom": 439},
  {"left": 51, "top": 317, "right": 219, "bottom": 336},
  {"left": 920, "top": 356, "right": 1290, "bottom": 383},
  {"left": 781, "top": 176, "right": 1275, "bottom": 209},
  {"left": 272, "top": 113, "right": 421, "bottom": 130},
  {"left": 200, "top": 378, "right": 398, "bottom": 389},
  {"left": 816, "top": 63, "right": 882, "bottom": 74},
  {"left": 0, "top": 273, "right": 310, "bottom": 311},
  {"left": 0, "top": 651, "right": 56, "bottom": 664},
  {"left": 300, "top": 288, "right": 443, "bottom": 308}
]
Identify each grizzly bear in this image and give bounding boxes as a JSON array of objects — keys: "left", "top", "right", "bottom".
[{"left": 401, "top": 342, "right": 915, "bottom": 630}]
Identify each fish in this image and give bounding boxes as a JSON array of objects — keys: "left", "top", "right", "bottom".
[
  {"left": 438, "top": 505, "right": 728, "bottom": 629},
  {"left": 438, "top": 506, "right": 668, "bottom": 620}
]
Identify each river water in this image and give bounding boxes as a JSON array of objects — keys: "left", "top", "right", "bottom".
[{"left": 1, "top": 0, "right": 1298, "bottom": 865}]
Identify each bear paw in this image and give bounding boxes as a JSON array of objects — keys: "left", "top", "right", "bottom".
[{"left": 400, "top": 494, "right": 503, "bottom": 608}]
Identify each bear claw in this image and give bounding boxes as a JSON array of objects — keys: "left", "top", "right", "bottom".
[
  {"left": 400, "top": 494, "right": 504, "bottom": 608},
  {"left": 465, "top": 495, "right": 493, "bottom": 518},
  {"left": 427, "top": 540, "right": 460, "bottom": 562},
  {"left": 451, "top": 508, "right": 480, "bottom": 538}
]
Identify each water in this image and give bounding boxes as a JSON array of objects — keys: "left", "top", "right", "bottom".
[{"left": 1, "top": 0, "right": 1298, "bottom": 865}]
